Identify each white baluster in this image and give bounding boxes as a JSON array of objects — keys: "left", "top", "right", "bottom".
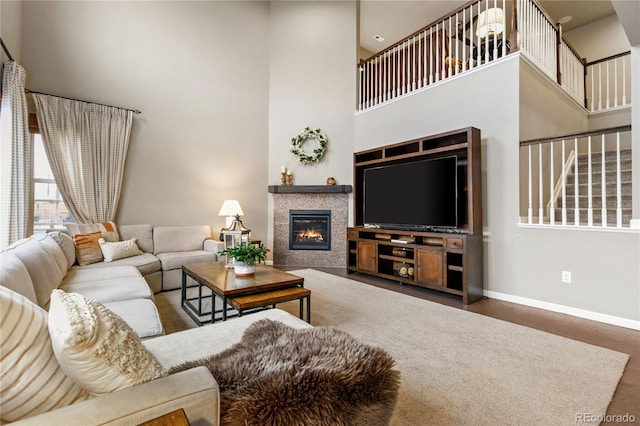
[
  {"left": 598, "top": 63, "right": 602, "bottom": 110},
  {"left": 462, "top": 8, "right": 466, "bottom": 72},
  {"left": 528, "top": 145, "right": 533, "bottom": 224},
  {"left": 441, "top": 21, "right": 446, "bottom": 80},
  {"left": 590, "top": 65, "right": 594, "bottom": 111},
  {"left": 614, "top": 57, "right": 618, "bottom": 107},
  {"left": 616, "top": 131, "right": 622, "bottom": 227},
  {"left": 574, "top": 137, "right": 579, "bottom": 226},
  {"left": 606, "top": 60, "right": 610, "bottom": 109},
  {"left": 601, "top": 134, "right": 607, "bottom": 227},
  {"left": 622, "top": 55, "right": 627, "bottom": 105},
  {"left": 430, "top": 27, "right": 434, "bottom": 84},
  {"left": 412, "top": 36, "right": 416, "bottom": 90},
  {"left": 418, "top": 34, "right": 422, "bottom": 88},
  {"left": 562, "top": 139, "right": 567, "bottom": 225},
  {"left": 502, "top": 0, "right": 506, "bottom": 58},
  {"left": 550, "top": 142, "right": 555, "bottom": 224},
  {"left": 477, "top": 0, "right": 482, "bottom": 66},
  {"left": 538, "top": 144, "right": 544, "bottom": 224},
  {"left": 587, "top": 136, "right": 593, "bottom": 226}
]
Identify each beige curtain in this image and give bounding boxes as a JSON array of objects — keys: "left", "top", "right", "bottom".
[
  {"left": 32, "top": 94, "right": 133, "bottom": 224},
  {"left": 0, "top": 61, "right": 31, "bottom": 248}
]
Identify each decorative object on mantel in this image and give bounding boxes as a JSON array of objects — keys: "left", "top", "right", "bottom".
[
  {"left": 280, "top": 166, "right": 294, "bottom": 186},
  {"left": 281, "top": 166, "right": 287, "bottom": 185},
  {"left": 290, "top": 127, "right": 327, "bottom": 164},
  {"left": 218, "top": 243, "right": 268, "bottom": 277},
  {"left": 326, "top": 177, "right": 336, "bottom": 185}
]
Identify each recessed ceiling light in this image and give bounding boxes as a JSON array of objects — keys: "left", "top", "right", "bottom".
[{"left": 373, "top": 35, "right": 385, "bottom": 42}]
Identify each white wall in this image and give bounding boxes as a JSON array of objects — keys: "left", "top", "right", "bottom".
[
  {"left": 564, "top": 14, "right": 630, "bottom": 62},
  {"left": 0, "top": 0, "right": 22, "bottom": 63},
  {"left": 21, "top": 1, "right": 271, "bottom": 239},
  {"left": 267, "top": 1, "right": 357, "bottom": 252},
  {"left": 355, "top": 55, "right": 639, "bottom": 324},
  {"left": 355, "top": 56, "right": 521, "bottom": 310}
]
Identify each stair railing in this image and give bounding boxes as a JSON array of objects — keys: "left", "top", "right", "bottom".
[
  {"left": 520, "top": 125, "right": 632, "bottom": 229},
  {"left": 586, "top": 51, "right": 632, "bottom": 112}
]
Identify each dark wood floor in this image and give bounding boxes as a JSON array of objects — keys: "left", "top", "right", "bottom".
[{"left": 281, "top": 266, "right": 640, "bottom": 425}]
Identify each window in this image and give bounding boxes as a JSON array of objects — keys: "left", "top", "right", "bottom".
[{"left": 32, "top": 134, "right": 73, "bottom": 232}]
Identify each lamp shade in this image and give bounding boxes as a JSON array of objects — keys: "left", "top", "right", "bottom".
[
  {"left": 476, "top": 7, "right": 505, "bottom": 38},
  {"left": 218, "top": 200, "right": 244, "bottom": 217}
]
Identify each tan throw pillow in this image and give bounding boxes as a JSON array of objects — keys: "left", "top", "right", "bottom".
[
  {"left": 48, "top": 289, "right": 167, "bottom": 396},
  {"left": 98, "top": 237, "right": 142, "bottom": 262},
  {"left": 73, "top": 231, "right": 104, "bottom": 265},
  {"left": 0, "top": 286, "right": 90, "bottom": 423}
]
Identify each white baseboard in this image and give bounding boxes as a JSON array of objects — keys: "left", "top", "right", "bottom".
[
  {"left": 265, "top": 260, "right": 274, "bottom": 266},
  {"left": 484, "top": 290, "right": 640, "bottom": 331}
]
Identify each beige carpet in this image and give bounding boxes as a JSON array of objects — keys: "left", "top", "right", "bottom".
[{"left": 154, "top": 268, "right": 629, "bottom": 426}]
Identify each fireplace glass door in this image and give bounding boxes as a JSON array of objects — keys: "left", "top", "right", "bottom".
[{"left": 289, "top": 210, "right": 331, "bottom": 251}]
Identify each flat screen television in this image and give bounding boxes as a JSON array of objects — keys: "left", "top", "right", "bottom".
[{"left": 363, "top": 156, "right": 458, "bottom": 230}]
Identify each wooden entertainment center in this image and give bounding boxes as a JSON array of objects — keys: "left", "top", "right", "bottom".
[{"left": 347, "top": 127, "right": 483, "bottom": 305}]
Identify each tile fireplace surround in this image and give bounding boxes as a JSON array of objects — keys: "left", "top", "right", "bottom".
[{"left": 269, "top": 185, "right": 351, "bottom": 267}]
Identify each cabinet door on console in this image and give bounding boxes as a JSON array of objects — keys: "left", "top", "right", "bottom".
[
  {"left": 416, "top": 247, "right": 444, "bottom": 287},
  {"left": 357, "top": 240, "right": 377, "bottom": 272}
]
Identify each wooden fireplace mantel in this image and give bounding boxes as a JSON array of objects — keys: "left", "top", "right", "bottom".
[{"left": 268, "top": 185, "right": 352, "bottom": 194}]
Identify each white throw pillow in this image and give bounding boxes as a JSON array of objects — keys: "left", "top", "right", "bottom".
[
  {"left": 98, "top": 237, "right": 142, "bottom": 262},
  {"left": 48, "top": 289, "right": 167, "bottom": 396},
  {"left": 0, "top": 286, "right": 89, "bottom": 423}
]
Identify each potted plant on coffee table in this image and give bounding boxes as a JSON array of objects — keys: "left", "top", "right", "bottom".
[{"left": 219, "top": 244, "right": 268, "bottom": 277}]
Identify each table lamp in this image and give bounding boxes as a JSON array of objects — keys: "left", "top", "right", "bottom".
[
  {"left": 476, "top": 7, "right": 504, "bottom": 38},
  {"left": 218, "top": 200, "right": 245, "bottom": 229}
]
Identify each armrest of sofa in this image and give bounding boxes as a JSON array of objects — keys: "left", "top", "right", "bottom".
[
  {"left": 9, "top": 366, "right": 219, "bottom": 426},
  {"left": 204, "top": 239, "right": 224, "bottom": 255}
]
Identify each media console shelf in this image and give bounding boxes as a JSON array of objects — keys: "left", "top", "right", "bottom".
[{"left": 348, "top": 127, "right": 483, "bottom": 305}]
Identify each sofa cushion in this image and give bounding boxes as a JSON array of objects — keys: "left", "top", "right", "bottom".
[
  {"left": 60, "top": 276, "right": 153, "bottom": 303},
  {"left": 153, "top": 226, "right": 211, "bottom": 254},
  {"left": 0, "top": 286, "right": 90, "bottom": 423},
  {"left": 48, "top": 231, "right": 77, "bottom": 270},
  {"left": 63, "top": 265, "right": 143, "bottom": 284},
  {"left": 119, "top": 224, "right": 154, "bottom": 253},
  {"left": 0, "top": 252, "right": 38, "bottom": 304},
  {"left": 48, "top": 290, "right": 167, "bottom": 397},
  {"left": 4, "top": 233, "right": 68, "bottom": 308},
  {"left": 99, "top": 237, "right": 143, "bottom": 262},
  {"left": 66, "top": 221, "right": 120, "bottom": 242},
  {"left": 74, "top": 232, "right": 104, "bottom": 266},
  {"left": 72, "top": 252, "right": 161, "bottom": 276},
  {"left": 104, "top": 299, "right": 165, "bottom": 339},
  {"left": 156, "top": 250, "right": 217, "bottom": 271},
  {"left": 144, "top": 309, "right": 312, "bottom": 370}
]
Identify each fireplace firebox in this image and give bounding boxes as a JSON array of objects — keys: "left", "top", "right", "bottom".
[{"left": 289, "top": 210, "right": 331, "bottom": 251}]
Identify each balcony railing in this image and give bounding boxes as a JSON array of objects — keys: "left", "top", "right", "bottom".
[
  {"left": 586, "top": 51, "right": 632, "bottom": 112},
  {"left": 357, "top": 0, "right": 631, "bottom": 113},
  {"left": 520, "top": 126, "right": 633, "bottom": 229}
]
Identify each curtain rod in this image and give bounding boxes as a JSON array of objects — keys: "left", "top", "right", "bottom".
[
  {"left": 1, "top": 37, "right": 15, "bottom": 61},
  {"left": 26, "top": 89, "right": 141, "bottom": 114}
]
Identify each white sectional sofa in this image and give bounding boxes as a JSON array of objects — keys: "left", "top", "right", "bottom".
[
  {"left": 0, "top": 229, "right": 312, "bottom": 425},
  {"left": 65, "top": 223, "right": 225, "bottom": 293}
]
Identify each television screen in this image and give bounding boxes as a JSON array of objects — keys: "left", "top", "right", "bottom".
[{"left": 363, "top": 156, "right": 458, "bottom": 229}]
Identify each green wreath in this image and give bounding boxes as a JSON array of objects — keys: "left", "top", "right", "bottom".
[{"left": 290, "top": 127, "right": 327, "bottom": 164}]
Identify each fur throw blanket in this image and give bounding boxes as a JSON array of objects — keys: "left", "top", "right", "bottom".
[{"left": 169, "top": 319, "right": 400, "bottom": 426}]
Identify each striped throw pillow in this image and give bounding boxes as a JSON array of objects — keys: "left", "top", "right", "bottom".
[
  {"left": 73, "top": 231, "right": 104, "bottom": 266},
  {"left": 0, "top": 286, "right": 90, "bottom": 422}
]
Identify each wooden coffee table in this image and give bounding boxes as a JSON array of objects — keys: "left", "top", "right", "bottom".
[{"left": 181, "top": 262, "right": 306, "bottom": 326}]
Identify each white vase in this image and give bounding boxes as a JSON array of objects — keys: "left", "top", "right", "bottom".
[{"left": 234, "top": 262, "right": 256, "bottom": 277}]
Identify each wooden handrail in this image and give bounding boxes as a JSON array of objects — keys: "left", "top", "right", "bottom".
[
  {"left": 586, "top": 51, "right": 631, "bottom": 67},
  {"left": 520, "top": 125, "right": 632, "bottom": 146},
  {"left": 360, "top": 0, "right": 480, "bottom": 63}
]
